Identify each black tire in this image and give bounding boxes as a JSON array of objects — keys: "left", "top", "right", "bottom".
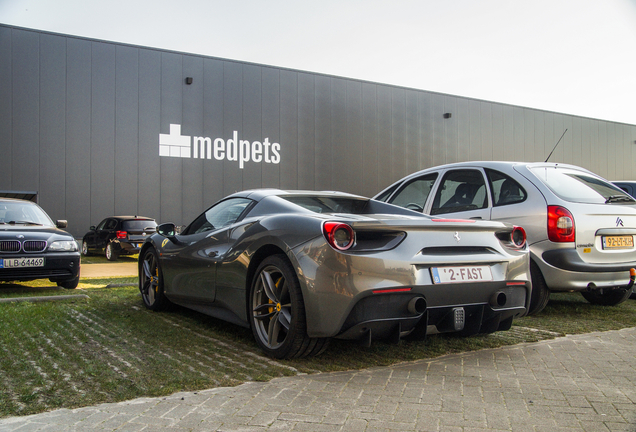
[
  {"left": 581, "top": 287, "right": 632, "bottom": 306},
  {"left": 105, "top": 243, "right": 119, "bottom": 261},
  {"left": 57, "top": 274, "right": 79, "bottom": 289},
  {"left": 250, "top": 254, "right": 328, "bottom": 359},
  {"left": 528, "top": 261, "right": 550, "bottom": 315},
  {"left": 139, "top": 247, "right": 170, "bottom": 311},
  {"left": 81, "top": 240, "right": 90, "bottom": 256}
]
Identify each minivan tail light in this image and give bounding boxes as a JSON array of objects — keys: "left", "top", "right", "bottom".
[
  {"left": 323, "top": 222, "right": 355, "bottom": 251},
  {"left": 116, "top": 230, "right": 128, "bottom": 239},
  {"left": 547, "top": 206, "right": 575, "bottom": 242}
]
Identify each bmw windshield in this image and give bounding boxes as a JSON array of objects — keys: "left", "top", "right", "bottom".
[{"left": 0, "top": 201, "right": 54, "bottom": 226}]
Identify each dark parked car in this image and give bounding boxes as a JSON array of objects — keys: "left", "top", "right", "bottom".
[
  {"left": 0, "top": 198, "right": 80, "bottom": 289},
  {"left": 138, "top": 189, "right": 530, "bottom": 359},
  {"left": 82, "top": 216, "right": 157, "bottom": 260},
  {"left": 612, "top": 181, "right": 636, "bottom": 198},
  {"left": 375, "top": 161, "right": 636, "bottom": 314}
]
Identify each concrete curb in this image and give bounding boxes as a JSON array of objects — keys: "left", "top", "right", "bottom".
[{"left": 0, "top": 294, "right": 90, "bottom": 303}]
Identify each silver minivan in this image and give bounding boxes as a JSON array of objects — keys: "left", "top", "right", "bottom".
[{"left": 374, "top": 161, "right": 636, "bottom": 314}]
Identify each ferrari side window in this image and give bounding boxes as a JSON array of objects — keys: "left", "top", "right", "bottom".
[
  {"left": 375, "top": 183, "right": 400, "bottom": 202},
  {"left": 189, "top": 198, "right": 253, "bottom": 234},
  {"left": 430, "top": 169, "right": 488, "bottom": 215},
  {"left": 389, "top": 173, "right": 438, "bottom": 213}
]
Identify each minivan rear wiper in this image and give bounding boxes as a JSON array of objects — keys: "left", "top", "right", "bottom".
[{"left": 605, "top": 195, "right": 635, "bottom": 203}]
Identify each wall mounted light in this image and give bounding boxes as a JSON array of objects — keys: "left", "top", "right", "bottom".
[
  {"left": 185, "top": 77, "right": 193, "bottom": 85},
  {"left": 443, "top": 113, "right": 452, "bottom": 119}
]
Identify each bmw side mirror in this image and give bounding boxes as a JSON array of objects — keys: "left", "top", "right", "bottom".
[
  {"left": 90, "top": 225, "right": 96, "bottom": 230},
  {"left": 56, "top": 220, "right": 68, "bottom": 229}
]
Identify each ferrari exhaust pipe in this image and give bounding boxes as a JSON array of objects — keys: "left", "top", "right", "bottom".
[
  {"left": 490, "top": 291, "right": 507, "bottom": 308},
  {"left": 408, "top": 297, "right": 427, "bottom": 315}
]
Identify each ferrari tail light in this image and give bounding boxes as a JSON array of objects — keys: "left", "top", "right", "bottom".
[
  {"left": 547, "top": 205, "right": 575, "bottom": 242},
  {"left": 323, "top": 222, "right": 355, "bottom": 251},
  {"left": 511, "top": 226, "right": 526, "bottom": 248},
  {"left": 116, "top": 230, "right": 128, "bottom": 239},
  {"left": 496, "top": 226, "right": 527, "bottom": 249}
]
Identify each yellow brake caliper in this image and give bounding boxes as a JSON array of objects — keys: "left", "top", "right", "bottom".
[
  {"left": 150, "top": 267, "right": 158, "bottom": 293},
  {"left": 269, "top": 276, "right": 283, "bottom": 313}
]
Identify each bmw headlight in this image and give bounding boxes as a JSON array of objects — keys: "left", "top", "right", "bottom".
[{"left": 48, "top": 240, "right": 79, "bottom": 252}]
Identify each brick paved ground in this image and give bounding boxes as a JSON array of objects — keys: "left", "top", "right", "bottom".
[{"left": 1, "top": 328, "right": 635, "bottom": 431}]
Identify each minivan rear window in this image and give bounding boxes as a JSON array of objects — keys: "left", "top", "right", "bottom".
[{"left": 529, "top": 167, "right": 635, "bottom": 204}]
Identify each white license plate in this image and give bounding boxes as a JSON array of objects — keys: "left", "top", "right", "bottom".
[
  {"left": 431, "top": 265, "right": 493, "bottom": 284},
  {"left": 0, "top": 257, "right": 45, "bottom": 268}
]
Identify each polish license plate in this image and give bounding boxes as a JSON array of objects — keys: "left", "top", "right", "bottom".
[
  {"left": 0, "top": 257, "right": 45, "bottom": 268},
  {"left": 431, "top": 265, "right": 493, "bottom": 284},
  {"left": 602, "top": 235, "right": 634, "bottom": 249}
]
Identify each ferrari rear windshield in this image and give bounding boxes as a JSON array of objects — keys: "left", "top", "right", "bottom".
[{"left": 283, "top": 196, "right": 370, "bottom": 214}]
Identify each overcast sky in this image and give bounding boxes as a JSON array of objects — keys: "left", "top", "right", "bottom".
[{"left": 2, "top": 0, "right": 635, "bottom": 125}]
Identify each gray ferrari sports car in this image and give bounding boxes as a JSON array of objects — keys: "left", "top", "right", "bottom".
[{"left": 138, "top": 189, "right": 531, "bottom": 359}]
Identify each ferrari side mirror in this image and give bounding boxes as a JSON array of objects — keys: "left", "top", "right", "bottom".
[{"left": 156, "top": 222, "right": 177, "bottom": 237}]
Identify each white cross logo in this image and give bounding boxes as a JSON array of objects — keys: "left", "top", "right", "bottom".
[{"left": 159, "top": 124, "right": 191, "bottom": 158}]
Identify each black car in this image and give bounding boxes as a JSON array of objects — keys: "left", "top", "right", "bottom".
[
  {"left": 0, "top": 198, "right": 80, "bottom": 289},
  {"left": 612, "top": 181, "right": 636, "bottom": 198},
  {"left": 82, "top": 216, "right": 157, "bottom": 260}
]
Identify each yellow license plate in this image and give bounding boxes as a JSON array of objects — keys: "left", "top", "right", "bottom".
[{"left": 602, "top": 235, "right": 634, "bottom": 249}]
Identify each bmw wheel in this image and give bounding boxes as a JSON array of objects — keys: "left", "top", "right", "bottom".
[
  {"left": 250, "top": 254, "right": 328, "bottom": 359},
  {"left": 139, "top": 247, "right": 170, "bottom": 311},
  {"left": 105, "top": 243, "right": 119, "bottom": 261},
  {"left": 81, "top": 240, "right": 90, "bottom": 256}
]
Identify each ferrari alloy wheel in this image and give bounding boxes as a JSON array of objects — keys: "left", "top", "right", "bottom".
[
  {"left": 581, "top": 286, "right": 632, "bottom": 306},
  {"left": 250, "top": 254, "right": 329, "bottom": 359},
  {"left": 81, "top": 240, "right": 90, "bottom": 256},
  {"left": 139, "top": 248, "right": 170, "bottom": 311},
  {"left": 105, "top": 243, "right": 119, "bottom": 261}
]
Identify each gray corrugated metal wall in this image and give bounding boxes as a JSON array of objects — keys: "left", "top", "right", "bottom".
[{"left": 1, "top": 25, "right": 636, "bottom": 237}]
